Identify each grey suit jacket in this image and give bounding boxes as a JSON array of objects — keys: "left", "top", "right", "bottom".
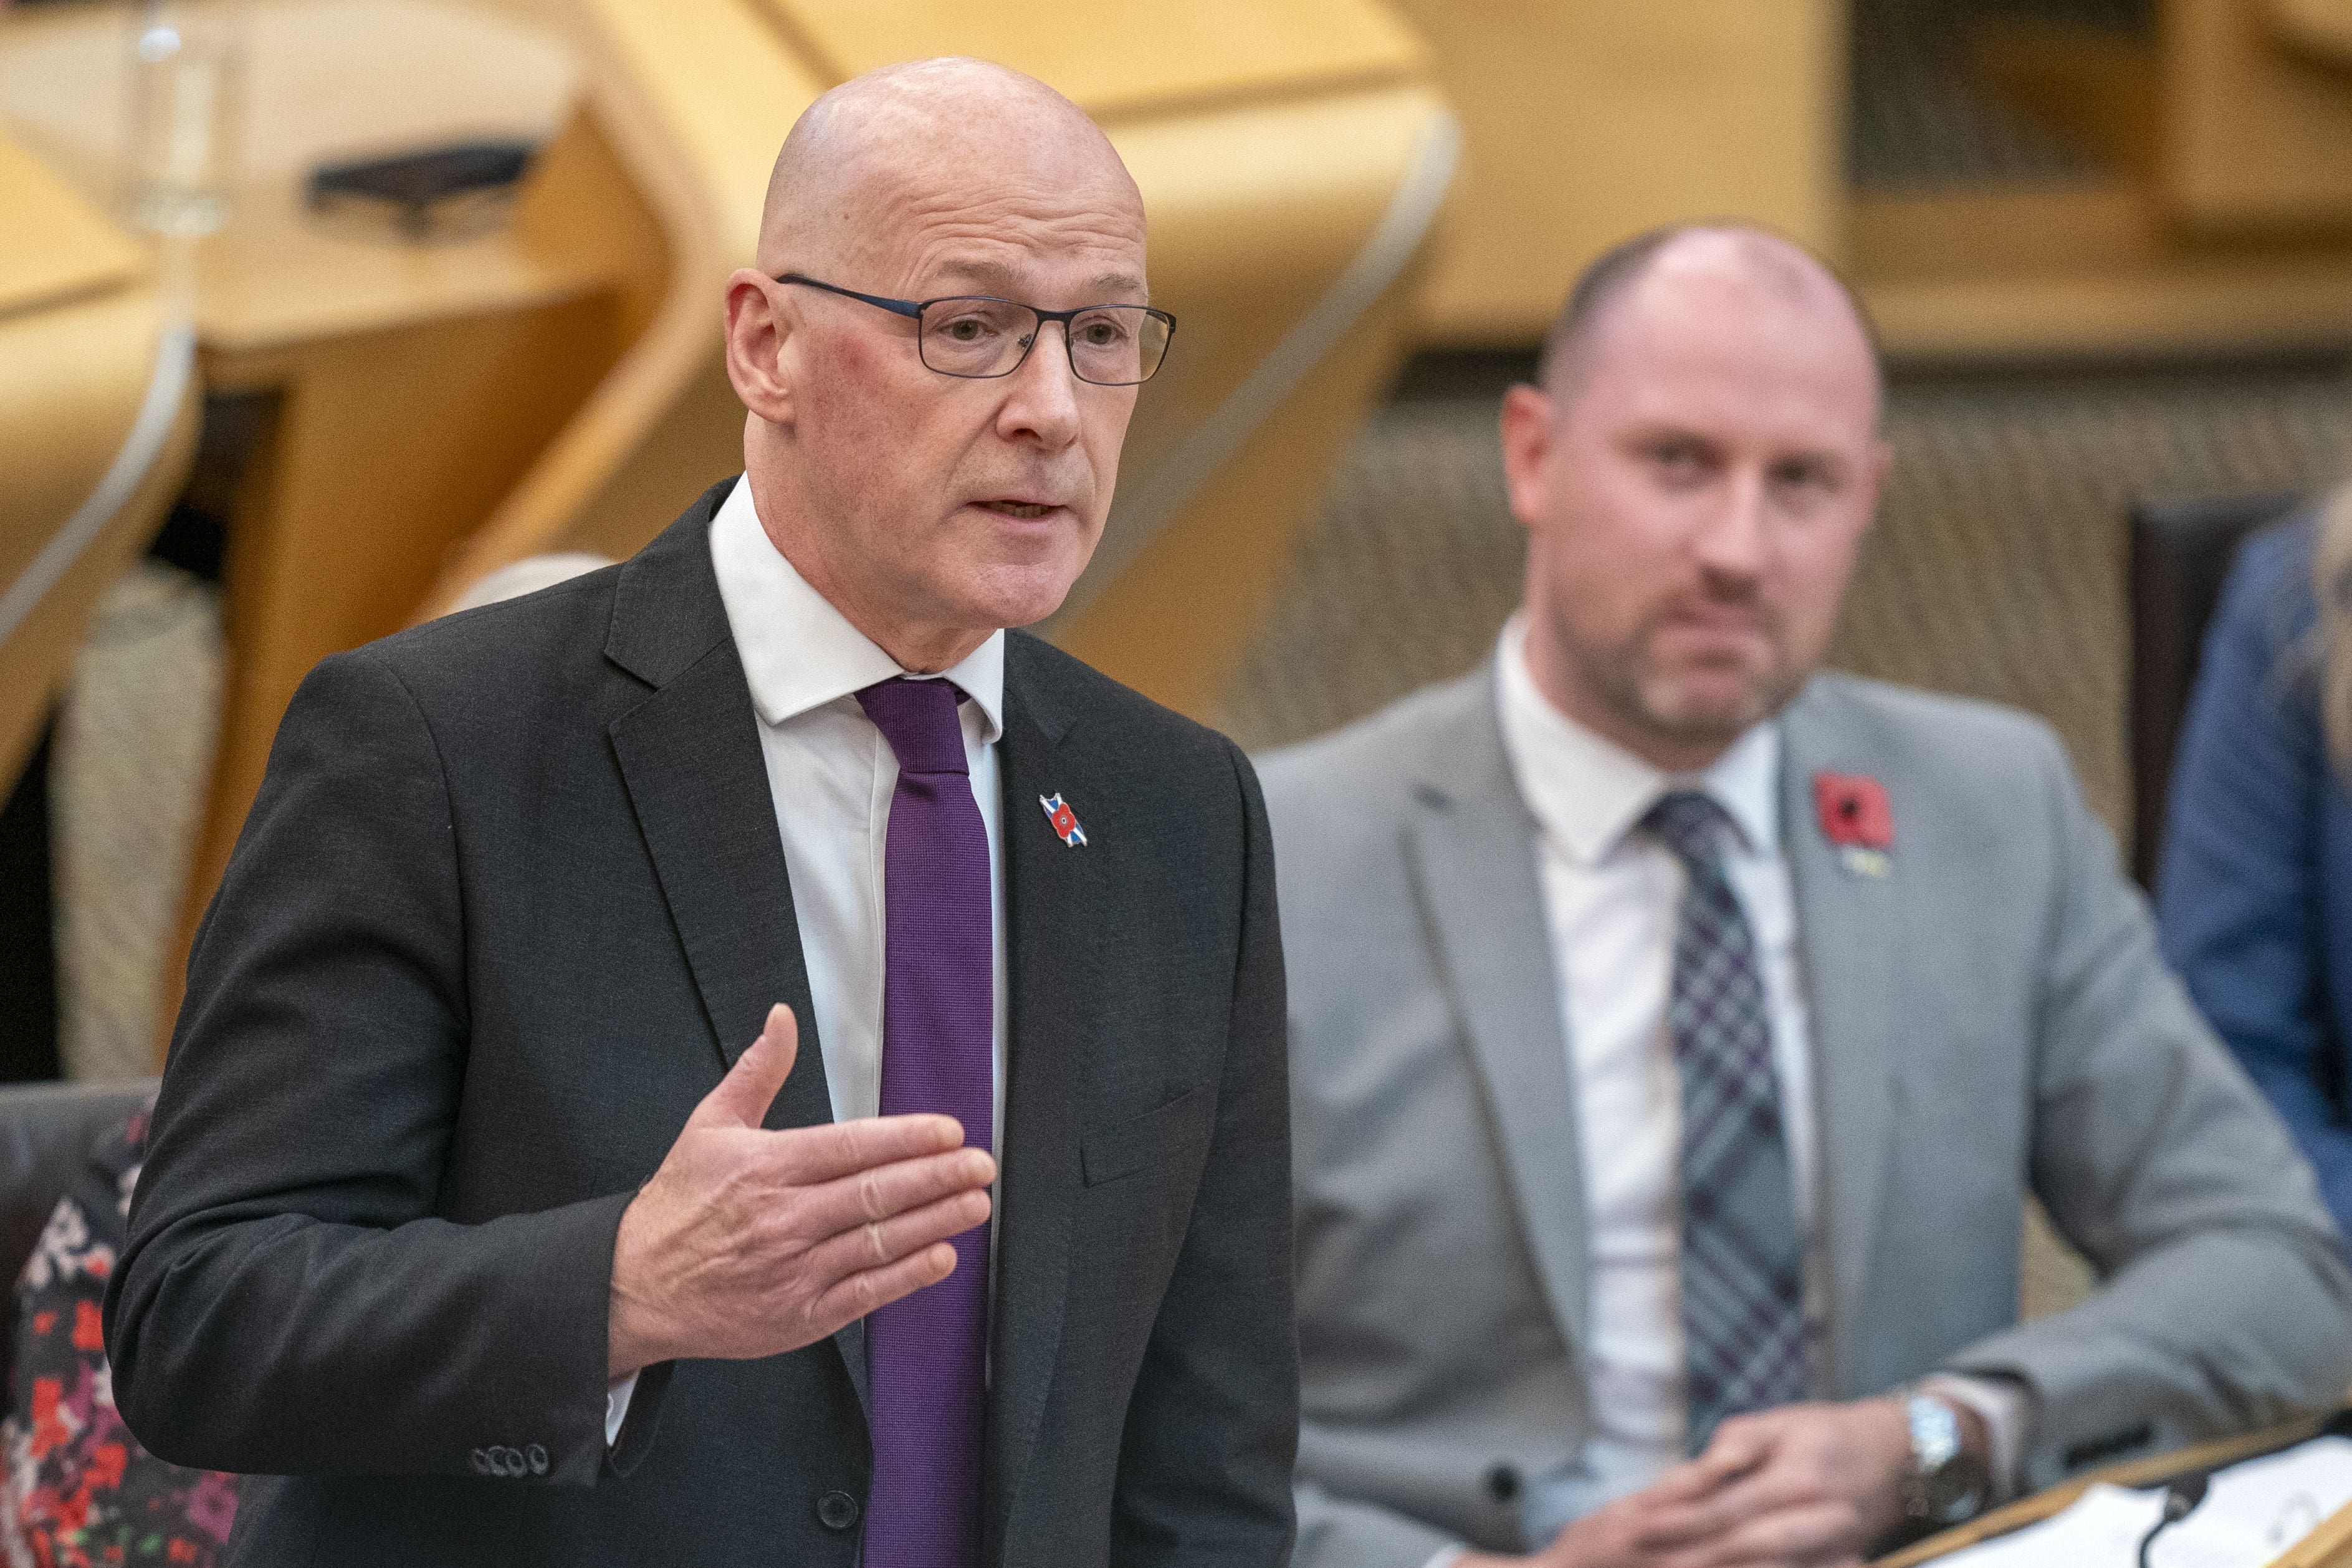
[{"left": 1260, "top": 663, "right": 2352, "bottom": 1567}]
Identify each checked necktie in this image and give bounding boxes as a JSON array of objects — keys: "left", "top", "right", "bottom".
[
  {"left": 856, "top": 676, "right": 993, "bottom": 1568},
  {"left": 1642, "top": 790, "right": 1809, "bottom": 1455}
]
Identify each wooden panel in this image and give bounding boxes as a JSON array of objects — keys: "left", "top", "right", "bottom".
[
  {"left": 0, "top": 294, "right": 156, "bottom": 582},
  {"left": 177, "top": 289, "right": 624, "bottom": 1015},
  {"left": 0, "top": 134, "right": 145, "bottom": 318},
  {"left": 2163, "top": 0, "right": 2352, "bottom": 230},
  {"left": 2273, "top": 0, "right": 2352, "bottom": 70},
  {"left": 1386, "top": 0, "right": 1844, "bottom": 347},
  {"left": 760, "top": 0, "right": 1422, "bottom": 121},
  {"left": 1972, "top": 19, "right": 2163, "bottom": 180},
  {"left": 0, "top": 289, "right": 196, "bottom": 787},
  {"left": 1853, "top": 183, "right": 2352, "bottom": 360}
]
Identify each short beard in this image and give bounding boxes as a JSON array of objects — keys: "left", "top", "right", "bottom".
[{"left": 1564, "top": 615, "right": 1805, "bottom": 762}]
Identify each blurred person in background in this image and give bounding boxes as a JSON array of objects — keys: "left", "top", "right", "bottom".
[
  {"left": 2159, "top": 494, "right": 2352, "bottom": 1238},
  {"left": 103, "top": 58, "right": 1294, "bottom": 1567},
  {"left": 1263, "top": 224, "right": 2352, "bottom": 1568}
]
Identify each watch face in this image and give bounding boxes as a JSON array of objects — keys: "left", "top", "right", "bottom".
[
  {"left": 1902, "top": 1397, "right": 1986, "bottom": 1525},
  {"left": 1923, "top": 1453, "right": 1989, "bottom": 1523}
]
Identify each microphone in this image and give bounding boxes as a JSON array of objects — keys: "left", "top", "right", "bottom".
[{"left": 2136, "top": 1473, "right": 2210, "bottom": 1568}]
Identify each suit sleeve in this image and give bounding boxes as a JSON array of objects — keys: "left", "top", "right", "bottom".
[
  {"left": 1941, "top": 721, "right": 2352, "bottom": 1489},
  {"left": 1293, "top": 1478, "right": 1462, "bottom": 1568},
  {"left": 2155, "top": 535, "right": 2352, "bottom": 1231},
  {"left": 1107, "top": 743, "right": 1300, "bottom": 1564},
  {"left": 103, "top": 648, "right": 629, "bottom": 1487}
]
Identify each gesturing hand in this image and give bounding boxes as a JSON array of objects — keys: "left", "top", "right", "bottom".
[{"left": 606, "top": 1004, "right": 996, "bottom": 1379}]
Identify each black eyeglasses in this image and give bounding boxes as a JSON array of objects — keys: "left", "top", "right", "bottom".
[{"left": 775, "top": 274, "right": 1177, "bottom": 386}]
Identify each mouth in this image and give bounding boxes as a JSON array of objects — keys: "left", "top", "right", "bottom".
[{"left": 976, "top": 499, "right": 1058, "bottom": 520}]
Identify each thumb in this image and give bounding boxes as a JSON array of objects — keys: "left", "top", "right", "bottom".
[{"left": 691, "top": 1003, "right": 798, "bottom": 1130}]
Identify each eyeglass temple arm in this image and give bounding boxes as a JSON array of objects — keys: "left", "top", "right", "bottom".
[{"left": 772, "top": 274, "right": 924, "bottom": 320}]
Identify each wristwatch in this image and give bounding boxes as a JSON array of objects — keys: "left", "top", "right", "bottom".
[{"left": 1896, "top": 1393, "right": 1989, "bottom": 1529}]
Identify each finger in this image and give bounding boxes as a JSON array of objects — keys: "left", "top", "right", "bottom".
[
  {"left": 1632, "top": 1465, "right": 1822, "bottom": 1551},
  {"left": 769, "top": 1112, "right": 975, "bottom": 1185},
  {"left": 801, "top": 1188, "right": 992, "bottom": 1283},
  {"left": 1648, "top": 1454, "right": 1751, "bottom": 1504},
  {"left": 690, "top": 1004, "right": 800, "bottom": 1131},
  {"left": 805, "top": 1240, "right": 960, "bottom": 1336},
  {"left": 1665, "top": 1500, "right": 1865, "bottom": 1568},
  {"left": 793, "top": 1147, "right": 1000, "bottom": 1239},
  {"left": 1699, "top": 1418, "right": 1777, "bottom": 1478}
]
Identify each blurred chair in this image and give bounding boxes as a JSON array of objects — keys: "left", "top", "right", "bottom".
[
  {"left": 0, "top": 133, "right": 199, "bottom": 794},
  {"left": 2126, "top": 488, "right": 2305, "bottom": 887},
  {"left": 422, "top": 0, "right": 1459, "bottom": 723}
]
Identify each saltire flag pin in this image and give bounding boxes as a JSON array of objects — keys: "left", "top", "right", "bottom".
[{"left": 1039, "top": 793, "right": 1087, "bottom": 848}]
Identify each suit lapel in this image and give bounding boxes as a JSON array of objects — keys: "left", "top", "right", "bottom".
[
  {"left": 1403, "top": 671, "right": 1592, "bottom": 1355},
  {"left": 1778, "top": 687, "right": 1900, "bottom": 1395},
  {"left": 603, "top": 489, "right": 859, "bottom": 1398},
  {"left": 983, "top": 647, "right": 1086, "bottom": 1559}
]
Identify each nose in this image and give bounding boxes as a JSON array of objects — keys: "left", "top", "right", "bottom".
[
  {"left": 996, "top": 320, "right": 1083, "bottom": 451},
  {"left": 1691, "top": 466, "right": 1770, "bottom": 583}
]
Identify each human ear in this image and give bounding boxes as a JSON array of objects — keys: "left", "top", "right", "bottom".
[
  {"left": 724, "top": 270, "right": 797, "bottom": 426},
  {"left": 1498, "top": 383, "right": 1557, "bottom": 530}
]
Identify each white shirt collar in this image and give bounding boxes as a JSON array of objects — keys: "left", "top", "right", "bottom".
[
  {"left": 707, "top": 475, "right": 1005, "bottom": 742},
  {"left": 1494, "top": 613, "right": 1779, "bottom": 866}
]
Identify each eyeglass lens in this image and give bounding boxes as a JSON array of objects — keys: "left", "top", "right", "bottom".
[{"left": 919, "top": 299, "right": 1171, "bottom": 385}]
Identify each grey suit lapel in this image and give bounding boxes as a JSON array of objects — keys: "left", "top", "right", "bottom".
[
  {"left": 1402, "top": 667, "right": 1592, "bottom": 1354},
  {"left": 983, "top": 646, "right": 1084, "bottom": 1561},
  {"left": 602, "top": 490, "right": 864, "bottom": 1406},
  {"left": 1778, "top": 685, "right": 1900, "bottom": 1395}
]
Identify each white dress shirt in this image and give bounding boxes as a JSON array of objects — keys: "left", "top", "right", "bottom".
[
  {"left": 1420, "top": 618, "right": 2019, "bottom": 1562},
  {"left": 607, "top": 476, "right": 1009, "bottom": 1442},
  {"left": 1496, "top": 613, "right": 1817, "bottom": 1538}
]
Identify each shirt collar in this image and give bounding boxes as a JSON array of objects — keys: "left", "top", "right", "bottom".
[
  {"left": 1494, "top": 613, "right": 1779, "bottom": 866},
  {"left": 707, "top": 475, "right": 1005, "bottom": 742}
]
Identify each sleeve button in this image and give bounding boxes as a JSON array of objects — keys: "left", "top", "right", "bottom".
[
  {"left": 469, "top": 1448, "right": 493, "bottom": 1476},
  {"left": 526, "top": 1444, "right": 548, "bottom": 1476},
  {"left": 816, "top": 1490, "right": 861, "bottom": 1531}
]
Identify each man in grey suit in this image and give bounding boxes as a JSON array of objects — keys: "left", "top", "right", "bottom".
[{"left": 1262, "top": 224, "right": 2352, "bottom": 1568}]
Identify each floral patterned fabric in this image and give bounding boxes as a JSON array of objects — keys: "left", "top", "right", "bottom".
[{"left": 1, "top": 1105, "right": 237, "bottom": 1567}]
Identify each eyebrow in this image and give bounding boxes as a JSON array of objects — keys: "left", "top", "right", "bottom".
[{"left": 932, "top": 257, "right": 1147, "bottom": 300}]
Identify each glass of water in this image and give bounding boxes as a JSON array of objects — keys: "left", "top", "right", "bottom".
[{"left": 122, "top": 1, "right": 244, "bottom": 237}]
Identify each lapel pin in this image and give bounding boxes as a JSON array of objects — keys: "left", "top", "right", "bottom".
[
  {"left": 1811, "top": 770, "right": 1893, "bottom": 879},
  {"left": 1039, "top": 793, "right": 1088, "bottom": 848}
]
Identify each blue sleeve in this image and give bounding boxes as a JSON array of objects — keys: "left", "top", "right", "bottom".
[{"left": 2155, "top": 519, "right": 2352, "bottom": 1230}]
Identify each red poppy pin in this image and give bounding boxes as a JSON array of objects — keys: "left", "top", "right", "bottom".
[
  {"left": 1038, "top": 792, "right": 1087, "bottom": 848},
  {"left": 1812, "top": 771, "right": 1893, "bottom": 877}
]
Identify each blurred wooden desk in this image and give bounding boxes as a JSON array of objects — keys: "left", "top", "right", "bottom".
[{"left": 1, "top": 0, "right": 635, "bottom": 1051}]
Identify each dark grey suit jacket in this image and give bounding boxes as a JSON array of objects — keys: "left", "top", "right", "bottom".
[
  {"left": 1263, "top": 664, "right": 2352, "bottom": 1567},
  {"left": 105, "top": 482, "right": 1298, "bottom": 1566}
]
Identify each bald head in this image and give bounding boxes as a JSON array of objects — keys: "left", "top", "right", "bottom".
[
  {"left": 721, "top": 57, "right": 1155, "bottom": 675},
  {"left": 756, "top": 57, "right": 1142, "bottom": 280},
  {"left": 1537, "top": 225, "right": 1881, "bottom": 416}
]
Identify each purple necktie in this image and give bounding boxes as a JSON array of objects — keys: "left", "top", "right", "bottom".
[{"left": 855, "top": 676, "right": 993, "bottom": 1568}]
